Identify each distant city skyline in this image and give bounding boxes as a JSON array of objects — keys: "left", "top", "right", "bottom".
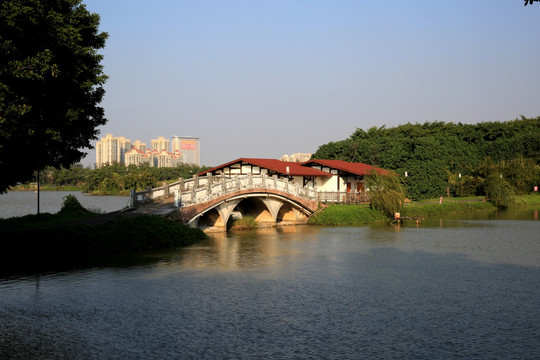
[
  {"left": 95, "top": 134, "right": 200, "bottom": 168},
  {"left": 80, "top": 1, "right": 540, "bottom": 168}
]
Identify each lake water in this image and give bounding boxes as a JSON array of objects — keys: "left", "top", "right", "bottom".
[
  {"left": 0, "top": 194, "right": 539, "bottom": 359},
  {"left": 0, "top": 191, "right": 128, "bottom": 218}
]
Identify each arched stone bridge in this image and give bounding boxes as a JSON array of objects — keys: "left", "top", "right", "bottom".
[{"left": 130, "top": 174, "right": 320, "bottom": 231}]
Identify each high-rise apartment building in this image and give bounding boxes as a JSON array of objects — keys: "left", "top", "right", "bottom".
[
  {"left": 172, "top": 136, "right": 200, "bottom": 166},
  {"left": 96, "top": 134, "right": 200, "bottom": 168},
  {"left": 131, "top": 140, "right": 146, "bottom": 152},
  {"left": 151, "top": 136, "right": 170, "bottom": 152},
  {"left": 95, "top": 134, "right": 132, "bottom": 168},
  {"left": 280, "top": 153, "right": 312, "bottom": 163}
]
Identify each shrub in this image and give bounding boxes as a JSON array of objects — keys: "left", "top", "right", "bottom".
[{"left": 58, "top": 194, "right": 90, "bottom": 215}]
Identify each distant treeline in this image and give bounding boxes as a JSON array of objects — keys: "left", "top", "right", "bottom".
[
  {"left": 313, "top": 116, "right": 540, "bottom": 199},
  {"left": 29, "top": 164, "right": 211, "bottom": 195}
]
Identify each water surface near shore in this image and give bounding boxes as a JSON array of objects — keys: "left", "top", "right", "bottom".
[
  {"left": 0, "top": 191, "right": 128, "bottom": 218},
  {"left": 1, "top": 208, "right": 539, "bottom": 359}
]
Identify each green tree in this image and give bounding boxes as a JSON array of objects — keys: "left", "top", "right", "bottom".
[
  {"left": 485, "top": 174, "right": 514, "bottom": 209},
  {"left": 500, "top": 157, "right": 540, "bottom": 195},
  {"left": 365, "top": 172, "right": 406, "bottom": 218},
  {"left": 313, "top": 117, "right": 540, "bottom": 200},
  {"left": 0, "top": 0, "right": 108, "bottom": 192}
]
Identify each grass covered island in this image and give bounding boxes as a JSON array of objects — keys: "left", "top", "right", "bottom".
[{"left": 0, "top": 195, "right": 207, "bottom": 274}]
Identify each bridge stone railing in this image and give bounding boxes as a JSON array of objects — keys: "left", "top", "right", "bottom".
[{"left": 129, "top": 174, "right": 318, "bottom": 208}]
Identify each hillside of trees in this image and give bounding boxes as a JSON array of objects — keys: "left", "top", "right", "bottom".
[{"left": 313, "top": 116, "right": 540, "bottom": 200}]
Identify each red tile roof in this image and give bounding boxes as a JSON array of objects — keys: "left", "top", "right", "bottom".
[
  {"left": 199, "top": 158, "right": 332, "bottom": 177},
  {"left": 302, "top": 159, "right": 391, "bottom": 176}
]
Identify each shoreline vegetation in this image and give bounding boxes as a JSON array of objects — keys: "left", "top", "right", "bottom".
[
  {"left": 308, "top": 194, "right": 540, "bottom": 226},
  {"left": 0, "top": 195, "right": 207, "bottom": 274},
  {"left": 9, "top": 184, "right": 131, "bottom": 195}
]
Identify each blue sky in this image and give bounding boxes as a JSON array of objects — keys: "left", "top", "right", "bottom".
[{"left": 81, "top": 0, "right": 540, "bottom": 167}]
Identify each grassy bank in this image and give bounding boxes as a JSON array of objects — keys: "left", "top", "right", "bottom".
[
  {"left": 512, "top": 194, "right": 540, "bottom": 206},
  {"left": 9, "top": 184, "right": 85, "bottom": 192},
  {"left": 309, "top": 194, "right": 540, "bottom": 226},
  {"left": 402, "top": 194, "right": 540, "bottom": 217},
  {"left": 308, "top": 204, "right": 386, "bottom": 226},
  {"left": 8, "top": 184, "right": 129, "bottom": 195},
  {"left": 401, "top": 199, "right": 495, "bottom": 217},
  {"left": 85, "top": 189, "right": 131, "bottom": 196},
  {"left": 0, "top": 196, "right": 207, "bottom": 273},
  {"left": 1, "top": 216, "right": 207, "bottom": 273}
]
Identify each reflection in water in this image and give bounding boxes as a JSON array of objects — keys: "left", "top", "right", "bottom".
[
  {"left": 0, "top": 209, "right": 539, "bottom": 359},
  {"left": 160, "top": 226, "right": 319, "bottom": 271}
]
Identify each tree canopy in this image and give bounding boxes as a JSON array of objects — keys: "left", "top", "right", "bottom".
[
  {"left": 0, "top": 0, "right": 108, "bottom": 192},
  {"left": 313, "top": 117, "right": 540, "bottom": 200}
]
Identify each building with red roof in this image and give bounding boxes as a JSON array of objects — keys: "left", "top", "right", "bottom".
[
  {"left": 302, "top": 159, "right": 390, "bottom": 193},
  {"left": 199, "top": 158, "right": 392, "bottom": 196},
  {"left": 199, "top": 158, "right": 331, "bottom": 187}
]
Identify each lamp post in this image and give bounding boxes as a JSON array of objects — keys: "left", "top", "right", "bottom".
[{"left": 36, "top": 170, "right": 40, "bottom": 218}]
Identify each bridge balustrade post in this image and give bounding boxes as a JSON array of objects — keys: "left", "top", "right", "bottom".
[
  {"left": 222, "top": 174, "right": 227, "bottom": 192},
  {"left": 163, "top": 181, "right": 168, "bottom": 198},
  {"left": 248, "top": 173, "right": 253, "bottom": 188},
  {"left": 273, "top": 175, "right": 277, "bottom": 189},
  {"left": 262, "top": 174, "right": 266, "bottom": 188},
  {"left": 285, "top": 178, "right": 289, "bottom": 192},
  {"left": 207, "top": 173, "right": 213, "bottom": 186},
  {"left": 146, "top": 186, "right": 152, "bottom": 203},
  {"left": 174, "top": 189, "right": 180, "bottom": 207},
  {"left": 179, "top": 178, "right": 185, "bottom": 192},
  {"left": 235, "top": 175, "right": 240, "bottom": 190},
  {"left": 207, "top": 176, "right": 212, "bottom": 195},
  {"left": 129, "top": 189, "right": 136, "bottom": 207},
  {"left": 194, "top": 175, "right": 199, "bottom": 189}
]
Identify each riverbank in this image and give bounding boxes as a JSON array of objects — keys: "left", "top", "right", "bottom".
[
  {"left": 9, "top": 184, "right": 131, "bottom": 196},
  {"left": 308, "top": 204, "right": 386, "bottom": 226},
  {"left": 10, "top": 184, "right": 85, "bottom": 192},
  {"left": 308, "top": 194, "right": 540, "bottom": 226},
  {"left": 0, "top": 197, "right": 207, "bottom": 274}
]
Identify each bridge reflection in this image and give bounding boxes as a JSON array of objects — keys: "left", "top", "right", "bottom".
[{"left": 164, "top": 226, "right": 319, "bottom": 270}]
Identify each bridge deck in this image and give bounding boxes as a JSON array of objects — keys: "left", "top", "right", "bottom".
[{"left": 128, "top": 197, "right": 177, "bottom": 217}]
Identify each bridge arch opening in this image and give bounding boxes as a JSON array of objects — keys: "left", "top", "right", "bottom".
[
  {"left": 277, "top": 203, "right": 308, "bottom": 224},
  {"left": 231, "top": 197, "right": 274, "bottom": 226},
  {"left": 197, "top": 208, "right": 225, "bottom": 229}
]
